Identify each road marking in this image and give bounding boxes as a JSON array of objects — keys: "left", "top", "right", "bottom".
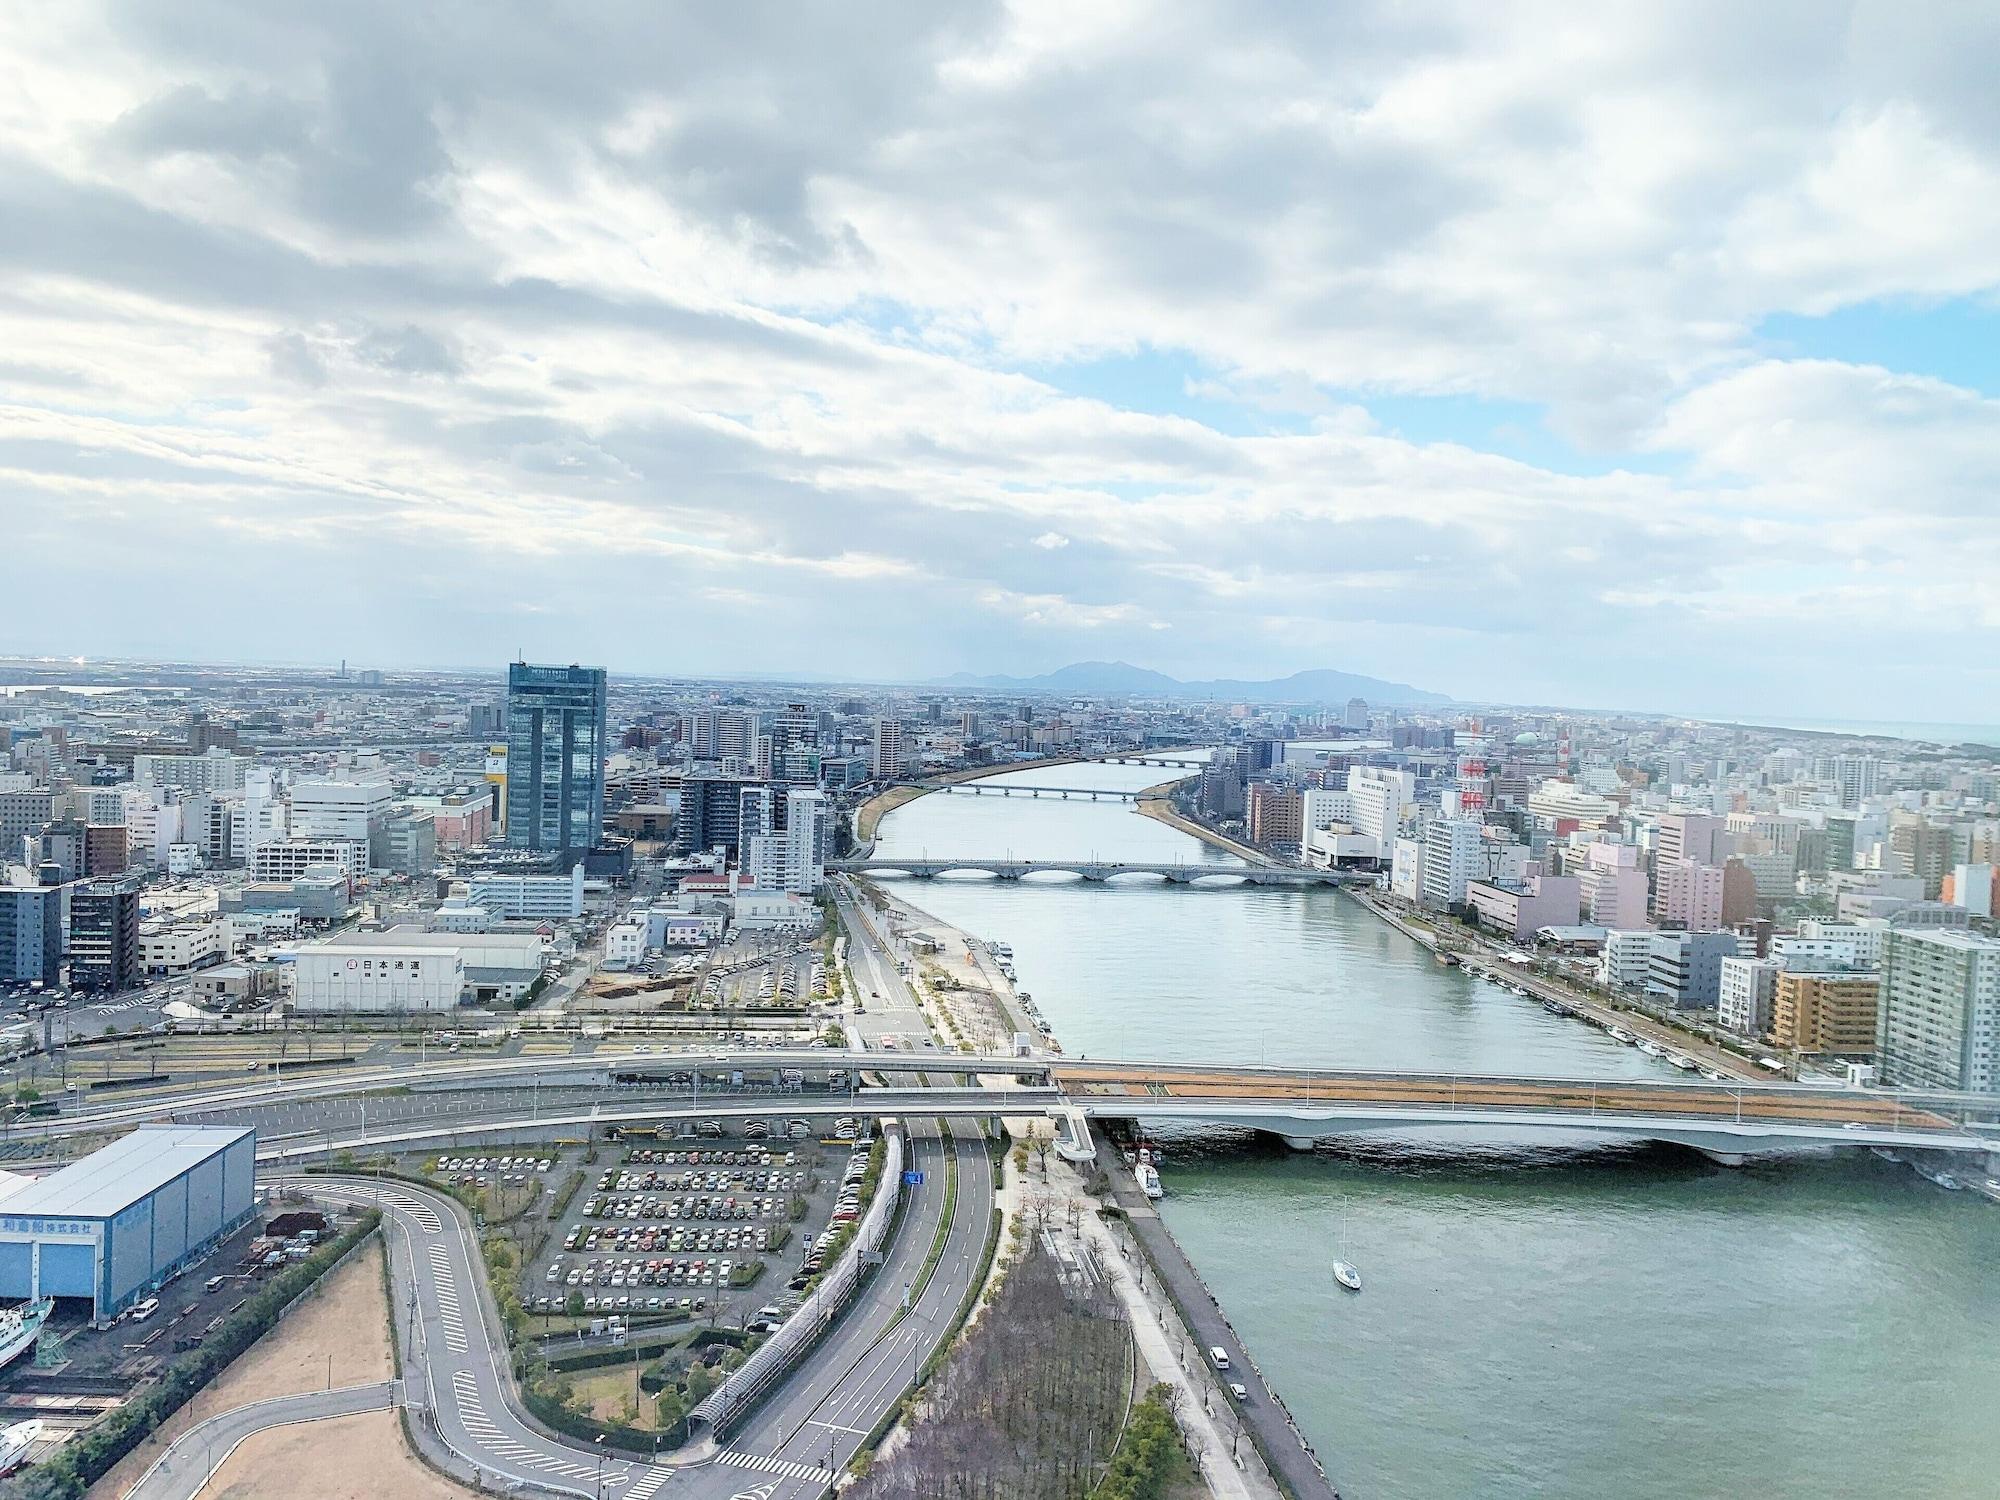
[
  {"left": 718, "top": 1449, "right": 833, "bottom": 1481},
  {"left": 621, "top": 1466, "right": 679, "bottom": 1498},
  {"left": 729, "top": 1484, "right": 780, "bottom": 1500}
]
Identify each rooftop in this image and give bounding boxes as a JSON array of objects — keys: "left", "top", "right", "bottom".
[{"left": 0, "top": 1126, "right": 252, "bottom": 1220}]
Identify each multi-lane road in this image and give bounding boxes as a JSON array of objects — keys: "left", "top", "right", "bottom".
[{"left": 241, "top": 884, "right": 1003, "bottom": 1500}]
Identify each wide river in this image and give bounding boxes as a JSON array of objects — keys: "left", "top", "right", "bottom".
[{"left": 873, "top": 760, "right": 2000, "bottom": 1500}]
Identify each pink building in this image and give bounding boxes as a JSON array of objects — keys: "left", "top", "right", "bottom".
[
  {"left": 1656, "top": 857, "right": 1725, "bottom": 930},
  {"left": 1466, "top": 874, "right": 1582, "bottom": 942},
  {"left": 1581, "top": 842, "right": 1650, "bottom": 930},
  {"left": 419, "top": 790, "right": 493, "bottom": 850}
]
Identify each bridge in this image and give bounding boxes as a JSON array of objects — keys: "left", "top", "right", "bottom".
[
  {"left": 31, "top": 1048, "right": 1997, "bottom": 1164},
  {"left": 919, "top": 781, "right": 1146, "bottom": 801},
  {"left": 826, "top": 856, "right": 1355, "bottom": 885}
]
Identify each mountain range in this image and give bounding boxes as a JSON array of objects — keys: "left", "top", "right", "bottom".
[{"left": 937, "top": 660, "right": 1450, "bottom": 705}]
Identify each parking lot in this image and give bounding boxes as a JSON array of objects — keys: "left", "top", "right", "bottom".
[{"left": 507, "top": 1126, "right": 873, "bottom": 1335}]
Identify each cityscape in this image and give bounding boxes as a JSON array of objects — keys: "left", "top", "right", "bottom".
[{"left": 5, "top": 6, "right": 2000, "bottom": 1500}]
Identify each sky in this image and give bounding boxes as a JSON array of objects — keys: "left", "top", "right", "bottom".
[{"left": 4, "top": 2, "right": 2000, "bottom": 720}]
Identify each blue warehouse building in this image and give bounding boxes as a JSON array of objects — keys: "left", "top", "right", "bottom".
[{"left": 0, "top": 1126, "right": 257, "bottom": 1321}]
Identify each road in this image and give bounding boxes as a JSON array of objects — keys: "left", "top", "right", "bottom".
[
  {"left": 263, "top": 884, "right": 1002, "bottom": 1500},
  {"left": 124, "top": 1380, "right": 399, "bottom": 1500}
]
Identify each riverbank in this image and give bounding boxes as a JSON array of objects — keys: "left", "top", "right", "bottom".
[
  {"left": 854, "top": 755, "right": 1086, "bottom": 843},
  {"left": 1344, "top": 887, "right": 1768, "bottom": 1083},
  {"left": 1134, "top": 782, "right": 1270, "bottom": 865}
]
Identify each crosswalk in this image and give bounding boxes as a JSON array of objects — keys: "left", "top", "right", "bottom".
[
  {"left": 717, "top": 1448, "right": 834, "bottom": 1482},
  {"left": 451, "top": 1371, "right": 612, "bottom": 1483},
  {"left": 622, "top": 1465, "right": 679, "bottom": 1499},
  {"left": 428, "top": 1244, "right": 469, "bottom": 1353}
]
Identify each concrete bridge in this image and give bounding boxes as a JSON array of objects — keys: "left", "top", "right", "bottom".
[
  {"left": 827, "top": 856, "right": 1355, "bottom": 885},
  {"left": 43, "top": 1048, "right": 1995, "bottom": 1166},
  {"left": 920, "top": 782, "right": 1146, "bottom": 801}
]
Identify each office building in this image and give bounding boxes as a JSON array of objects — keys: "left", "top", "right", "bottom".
[
  {"left": 251, "top": 839, "right": 367, "bottom": 883},
  {"left": 0, "top": 791, "right": 54, "bottom": 856},
  {"left": 1419, "top": 817, "right": 1486, "bottom": 909},
  {"left": 290, "top": 774, "right": 396, "bottom": 858},
  {"left": 1946, "top": 863, "right": 1999, "bottom": 918},
  {"left": 1717, "top": 955, "right": 1782, "bottom": 1036},
  {"left": 1580, "top": 842, "right": 1650, "bottom": 930},
  {"left": 1888, "top": 814, "right": 1953, "bottom": 899},
  {"left": 1599, "top": 929, "right": 1656, "bottom": 990},
  {"left": 679, "top": 775, "right": 771, "bottom": 857},
  {"left": 380, "top": 808, "right": 438, "bottom": 876},
  {"left": 505, "top": 662, "right": 608, "bottom": 858},
  {"left": 1656, "top": 858, "right": 1725, "bottom": 930},
  {"left": 69, "top": 878, "right": 140, "bottom": 992},
  {"left": 1773, "top": 969, "right": 1881, "bottom": 1056},
  {"left": 0, "top": 879, "right": 65, "bottom": 986},
  {"left": 1348, "top": 767, "right": 1414, "bottom": 853},
  {"left": 132, "top": 750, "right": 250, "bottom": 795},
  {"left": 1646, "top": 929, "right": 1739, "bottom": 1009},
  {"left": 1653, "top": 813, "right": 1726, "bottom": 919},
  {"left": 465, "top": 864, "right": 585, "bottom": 922},
  {"left": 1876, "top": 926, "right": 2000, "bottom": 1093},
  {"left": 0, "top": 1126, "right": 257, "bottom": 1319},
  {"left": 1465, "top": 875, "right": 1581, "bottom": 944}
]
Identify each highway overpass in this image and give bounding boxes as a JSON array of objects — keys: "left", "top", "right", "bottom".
[{"left": 38, "top": 1049, "right": 1992, "bottom": 1163}]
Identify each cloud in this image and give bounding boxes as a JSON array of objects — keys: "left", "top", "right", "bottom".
[{"left": 1, "top": 5, "right": 1999, "bottom": 718}]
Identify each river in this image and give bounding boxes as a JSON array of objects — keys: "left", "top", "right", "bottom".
[{"left": 872, "top": 760, "right": 2000, "bottom": 1500}]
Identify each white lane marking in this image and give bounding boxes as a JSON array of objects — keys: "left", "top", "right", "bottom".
[
  {"left": 621, "top": 1466, "right": 679, "bottom": 1498},
  {"left": 451, "top": 1371, "right": 604, "bottom": 1479},
  {"left": 718, "top": 1448, "right": 833, "bottom": 1481},
  {"left": 428, "top": 1244, "right": 469, "bottom": 1352}
]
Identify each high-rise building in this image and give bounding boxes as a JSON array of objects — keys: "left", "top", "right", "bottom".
[
  {"left": 132, "top": 750, "right": 250, "bottom": 794},
  {"left": 69, "top": 877, "right": 140, "bottom": 992},
  {"left": 1246, "top": 782, "right": 1304, "bottom": 846},
  {"left": 1888, "top": 814, "right": 1952, "bottom": 899},
  {"left": 1419, "top": 817, "right": 1486, "bottom": 909},
  {"left": 1342, "top": 697, "right": 1369, "bottom": 731},
  {"left": 872, "top": 719, "right": 906, "bottom": 781},
  {"left": 1834, "top": 755, "right": 1882, "bottom": 808},
  {"left": 1876, "top": 926, "right": 2000, "bottom": 1093},
  {"left": 746, "top": 788, "right": 830, "bottom": 893},
  {"left": 504, "top": 662, "right": 608, "bottom": 859},
  {"left": 1652, "top": 813, "right": 1726, "bottom": 920},
  {"left": 0, "top": 879, "right": 65, "bottom": 986}
]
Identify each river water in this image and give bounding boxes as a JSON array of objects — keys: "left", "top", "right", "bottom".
[{"left": 873, "top": 761, "right": 2000, "bottom": 1500}]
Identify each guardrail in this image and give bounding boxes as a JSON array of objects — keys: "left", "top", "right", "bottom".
[{"left": 690, "top": 1123, "right": 906, "bottom": 1436}]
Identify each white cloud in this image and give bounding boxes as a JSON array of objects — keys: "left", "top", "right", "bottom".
[{"left": 0, "top": 5, "right": 1998, "bottom": 717}]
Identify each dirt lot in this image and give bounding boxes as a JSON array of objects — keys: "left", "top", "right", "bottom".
[
  {"left": 198, "top": 1409, "right": 469, "bottom": 1500},
  {"left": 90, "top": 1237, "right": 466, "bottom": 1499}
]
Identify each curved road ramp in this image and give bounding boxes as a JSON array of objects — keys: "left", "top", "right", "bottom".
[{"left": 125, "top": 1381, "right": 399, "bottom": 1500}]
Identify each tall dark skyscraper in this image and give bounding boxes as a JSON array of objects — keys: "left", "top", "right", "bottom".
[{"left": 505, "top": 662, "right": 608, "bottom": 859}]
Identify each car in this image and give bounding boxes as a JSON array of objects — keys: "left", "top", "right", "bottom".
[{"left": 1228, "top": 1382, "right": 1250, "bottom": 1401}]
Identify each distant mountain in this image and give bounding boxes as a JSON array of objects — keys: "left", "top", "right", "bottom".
[{"left": 937, "top": 660, "right": 1450, "bottom": 705}]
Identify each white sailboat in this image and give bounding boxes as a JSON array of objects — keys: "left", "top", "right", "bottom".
[{"left": 1332, "top": 1219, "right": 1362, "bottom": 1292}]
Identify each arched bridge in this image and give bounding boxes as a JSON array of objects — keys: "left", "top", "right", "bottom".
[{"left": 826, "top": 857, "right": 1356, "bottom": 885}]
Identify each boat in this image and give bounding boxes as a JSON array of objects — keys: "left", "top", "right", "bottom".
[
  {"left": 1912, "top": 1160, "right": 1963, "bottom": 1191},
  {"left": 0, "top": 1300, "right": 52, "bottom": 1375},
  {"left": 1636, "top": 1040, "right": 1665, "bottom": 1058},
  {"left": 1607, "top": 1027, "right": 1635, "bottom": 1044},
  {"left": 1870, "top": 1147, "right": 1905, "bottom": 1165},
  {"left": 0, "top": 1421, "right": 42, "bottom": 1477},
  {"left": 1666, "top": 1054, "right": 1699, "bottom": 1072},
  {"left": 1332, "top": 1260, "right": 1362, "bottom": 1292},
  {"left": 1136, "top": 1162, "right": 1164, "bottom": 1199}
]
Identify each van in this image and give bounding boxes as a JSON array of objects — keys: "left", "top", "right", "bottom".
[
  {"left": 1208, "top": 1346, "right": 1230, "bottom": 1371},
  {"left": 130, "top": 1298, "right": 161, "bottom": 1324}
]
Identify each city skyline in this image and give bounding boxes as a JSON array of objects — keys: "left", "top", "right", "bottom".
[{"left": 6, "top": 7, "right": 2000, "bottom": 720}]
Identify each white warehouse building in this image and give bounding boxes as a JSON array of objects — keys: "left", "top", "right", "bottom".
[{"left": 291, "top": 943, "right": 464, "bottom": 1013}]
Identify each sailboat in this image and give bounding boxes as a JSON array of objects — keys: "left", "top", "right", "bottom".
[{"left": 1332, "top": 1219, "right": 1362, "bottom": 1292}]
